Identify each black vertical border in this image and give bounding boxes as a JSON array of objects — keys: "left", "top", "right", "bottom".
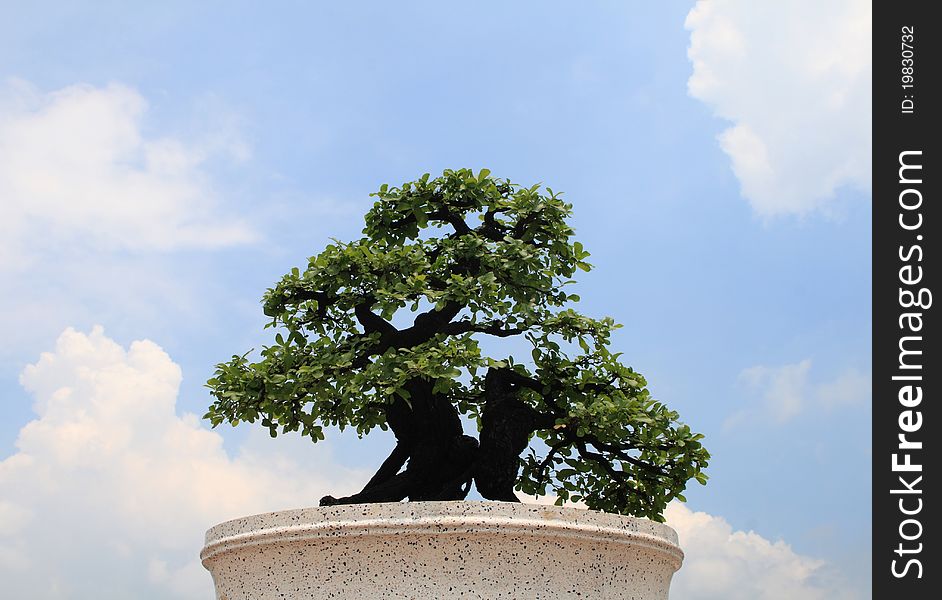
[{"left": 873, "top": 1, "right": 937, "bottom": 597}]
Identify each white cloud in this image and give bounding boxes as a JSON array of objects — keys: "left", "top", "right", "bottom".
[
  {"left": 685, "top": 0, "right": 871, "bottom": 216},
  {"left": 738, "top": 359, "right": 812, "bottom": 423},
  {"left": 0, "top": 79, "right": 255, "bottom": 266},
  {"left": 665, "top": 503, "right": 855, "bottom": 599},
  {"left": 814, "top": 367, "right": 872, "bottom": 409},
  {"left": 727, "top": 359, "right": 870, "bottom": 427},
  {"left": 0, "top": 80, "right": 261, "bottom": 362},
  {"left": 0, "top": 329, "right": 863, "bottom": 599},
  {"left": 0, "top": 327, "right": 366, "bottom": 599}
]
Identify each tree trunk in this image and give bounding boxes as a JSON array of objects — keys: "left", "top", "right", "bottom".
[
  {"left": 321, "top": 370, "right": 557, "bottom": 507},
  {"left": 473, "top": 369, "right": 555, "bottom": 502},
  {"left": 320, "top": 379, "right": 477, "bottom": 506}
]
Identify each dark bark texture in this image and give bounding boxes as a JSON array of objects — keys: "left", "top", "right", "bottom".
[{"left": 319, "top": 369, "right": 553, "bottom": 506}]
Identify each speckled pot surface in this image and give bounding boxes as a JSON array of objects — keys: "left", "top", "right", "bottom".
[{"left": 201, "top": 501, "right": 683, "bottom": 599}]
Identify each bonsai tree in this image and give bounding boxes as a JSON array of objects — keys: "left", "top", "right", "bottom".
[{"left": 205, "top": 169, "right": 709, "bottom": 521}]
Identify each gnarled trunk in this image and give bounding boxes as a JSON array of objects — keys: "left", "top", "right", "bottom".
[
  {"left": 320, "top": 379, "right": 477, "bottom": 505},
  {"left": 474, "top": 368, "right": 556, "bottom": 501},
  {"left": 320, "top": 369, "right": 554, "bottom": 507}
]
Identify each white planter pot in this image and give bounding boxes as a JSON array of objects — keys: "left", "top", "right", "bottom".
[{"left": 201, "top": 501, "right": 683, "bottom": 599}]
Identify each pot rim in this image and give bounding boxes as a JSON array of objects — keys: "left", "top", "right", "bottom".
[{"left": 201, "top": 501, "right": 683, "bottom": 568}]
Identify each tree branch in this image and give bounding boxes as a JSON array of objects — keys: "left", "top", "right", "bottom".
[
  {"left": 489, "top": 367, "right": 543, "bottom": 392},
  {"left": 512, "top": 211, "right": 542, "bottom": 239},
  {"left": 578, "top": 435, "right": 667, "bottom": 477},
  {"left": 428, "top": 208, "right": 472, "bottom": 235},
  {"left": 348, "top": 301, "right": 464, "bottom": 368},
  {"left": 354, "top": 295, "right": 397, "bottom": 336},
  {"left": 576, "top": 440, "right": 628, "bottom": 481},
  {"left": 281, "top": 289, "right": 336, "bottom": 321},
  {"left": 440, "top": 320, "right": 527, "bottom": 338},
  {"left": 535, "top": 442, "right": 567, "bottom": 482}
]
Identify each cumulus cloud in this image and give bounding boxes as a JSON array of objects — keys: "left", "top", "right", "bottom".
[
  {"left": 685, "top": 0, "right": 871, "bottom": 216},
  {"left": 0, "top": 80, "right": 259, "bottom": 361},
  {"left": 727, "top": 359, "right": 870, "bottom": 427},
  {"left": 0, "top": 79, "right": 254, "bottom": 266},
  {"left": 1, "top": 329, "right": 861, "bottom": 599},
  {"left": 665, "top": 503, "right": 854, "bottom": 599},
  {"left": 0, "top": 327, "right": 366, "bottom": 599}
]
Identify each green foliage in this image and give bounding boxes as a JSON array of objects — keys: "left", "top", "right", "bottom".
[{"left": 204, "top": 168, "right": 709, "bottom": 521}]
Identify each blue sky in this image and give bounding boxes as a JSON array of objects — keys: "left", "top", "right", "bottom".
[{"left": 1, "top": 1, "right": 871, "bottom": 598}]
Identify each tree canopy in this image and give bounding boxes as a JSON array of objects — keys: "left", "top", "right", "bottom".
[{"left": 205, "top": 168, "right": 709, "bottom": 521}]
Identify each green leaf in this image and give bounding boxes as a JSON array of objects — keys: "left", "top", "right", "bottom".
[
  {"left": 413, "top": 207, "right": 428, "bottom": 228},
  {"left": 204, "top": 168, "right": 710, "bottom": 523}
]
